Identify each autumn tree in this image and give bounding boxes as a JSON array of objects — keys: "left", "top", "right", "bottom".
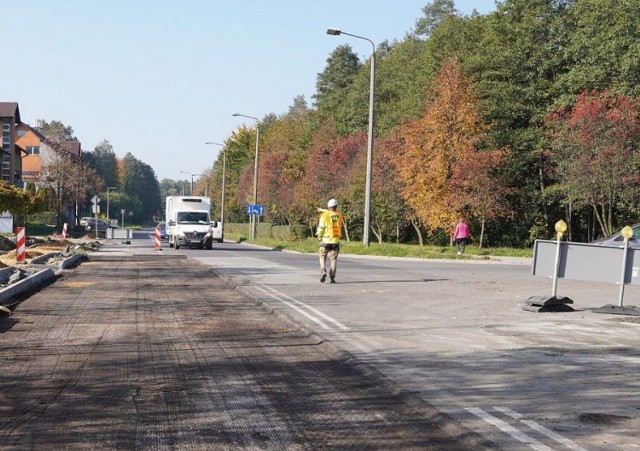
[
  {"left": 450, "top": 149, "right": 512, "bottom": 247},
  {"left": 396, "top": 58, "right": 488, "bottom": 234},
  {"left": 545, "top": 90, "right": 640, "bottom": 238},
  {"left": 370, "top": 133, "right": 413, "bottom": 243},
  {"left": 39, "top": 138, "right": 101, "bottom": 229}
]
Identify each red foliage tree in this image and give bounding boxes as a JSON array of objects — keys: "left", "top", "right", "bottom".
[{"left": 546, "top": 90, "right": 640, "bottom": 237}]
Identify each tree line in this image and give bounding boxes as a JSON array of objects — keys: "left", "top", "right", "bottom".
[
  {"left": 6, "top": 0, "right": 638, "bottom": 246},
  {"left": 195, "top": 0, "right": 640, "bottom": 247},
  {"left": 1, "top": 120, "right": 164, "bottom": 229}
]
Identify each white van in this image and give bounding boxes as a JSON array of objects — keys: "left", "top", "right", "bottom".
[{"left": 210, "top": 220, "right": 223, "bottom": 243}]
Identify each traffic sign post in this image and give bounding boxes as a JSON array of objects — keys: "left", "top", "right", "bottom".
[{"left": 91, "top": 195, "right": 101, "bottom": 239}]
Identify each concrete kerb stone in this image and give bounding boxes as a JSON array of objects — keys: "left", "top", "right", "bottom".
[
  {"left": 29, "top": 251, "right": 87, "bottom": 270},
  {"left": 58, "top": 253, "right": 86, "bottom": 270},
  {"left": 0, "top": 267, "right": 57, "bottom": 308}
]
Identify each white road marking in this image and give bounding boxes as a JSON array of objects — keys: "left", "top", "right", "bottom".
[
  {"left": 495, "top": 407, "right": 588, "bottom": 451},
  {"left": 259, "top": 284, "right": 350, "bottom": 331},
  {"left": 466, "top": 407, "right": 554, "bottom": 451},
  {"left": 255, "top": 286, "right": 332, "bottom": 330}
]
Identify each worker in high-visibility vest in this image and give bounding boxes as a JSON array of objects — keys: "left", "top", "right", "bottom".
[{"left": 316, "top": 198, "right": 345, "bottom": 283}]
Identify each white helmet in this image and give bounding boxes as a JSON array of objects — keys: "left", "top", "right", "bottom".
[{"left": 327, "top": 198, "right": 338, "bottom": 208}]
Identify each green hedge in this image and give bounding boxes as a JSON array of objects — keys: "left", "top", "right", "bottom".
[{"left": 224, "top": 222, "right": 311, "bottom": 241}]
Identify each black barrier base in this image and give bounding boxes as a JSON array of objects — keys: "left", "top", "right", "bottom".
[
  {"left": 592, "top": 304, "right": 640, "bottom": 316},
  {"left": 522, "top": 295, "right": 575, "bottom": 312}
]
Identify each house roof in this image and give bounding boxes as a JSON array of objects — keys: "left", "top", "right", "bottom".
[
  {"left": 16, "top": 122, "right": 47, "bottom": 142},
  {"left": 62, "top": 140, "right": 82, "bottom": 157},
  {"left": 0, "top": 102, "right": 21, "bottom": 123}
]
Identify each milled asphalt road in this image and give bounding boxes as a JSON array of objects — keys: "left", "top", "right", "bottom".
[{"left": 0, "top": 241, "right": 493, "bottom": 450}]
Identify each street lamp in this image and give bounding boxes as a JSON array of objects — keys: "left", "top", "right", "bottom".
[
  {"left": 327, "top": 27, "right": 375, "bottom": 246},
  {"left": 106, "top": 186, "right": 117, "bottom": 222},
  {"left": 191, "top": 174, "right": 207, "bottom": 196},
  {"left": 179, "top": 171, "right": 204, "bottom": 195},
  {"left": 205, "top": 142, "right": 226, "bottom": 225},
  {"left": 232, "top": 113, "right": 260, "bottom": 240},
  {"left": 179, "top": 171, "right": 191, "bottom": 195}
]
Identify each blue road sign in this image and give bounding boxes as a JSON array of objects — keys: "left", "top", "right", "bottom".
[{"left": 246, "top": 204, "right": 264, "bottom": 216}]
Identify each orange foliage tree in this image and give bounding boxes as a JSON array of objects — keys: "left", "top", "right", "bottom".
[{"left": 396, "top": 57, "right": 509, "bottom": 244}]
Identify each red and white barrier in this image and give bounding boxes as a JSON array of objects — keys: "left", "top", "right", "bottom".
[
  {"left": 154, "top": 225, "right": 162, "bottom": 251},
  {"left": 62, "top": 222, "right": 68, "bottom": 240},
  {"left": 16, "top": 227, "right": 26, "bottom": 263}
]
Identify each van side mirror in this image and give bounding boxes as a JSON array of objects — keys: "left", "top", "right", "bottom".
[
  {"left": 168, "top": 220, "right": 175, "bottom": 226},
  {"left": 210, "top": 221, "right": 218, "bottom": 228}
]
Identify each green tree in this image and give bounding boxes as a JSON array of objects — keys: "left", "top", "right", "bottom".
[
  {"left": 120, "top": 153, "right": 162, "bottom": 223},
  {"left": 414, "top": 0, "right": 458, "bottom": 38},
  {"left": 556, "top": 0, "right": 640, "bottom": 103},
  {"left": 84, "top": 140, "right": 119, "bottom": 189},
  {"left": 314, "top": 44, "right": 362, "bottom": 132}
]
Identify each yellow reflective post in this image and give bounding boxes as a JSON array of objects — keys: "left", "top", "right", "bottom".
[{"left": 551, "top": 220, "right": 568, "bottom": 297}]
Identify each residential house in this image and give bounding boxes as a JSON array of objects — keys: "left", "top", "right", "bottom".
[
  {"left": 16, "top": 122, "right": 48, "bottom": 186},
  {"left": 0, "top": 102, "right": 27, "bottom": 186}
]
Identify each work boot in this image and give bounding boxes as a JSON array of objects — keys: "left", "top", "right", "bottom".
[
  {"left": 320, "top": 273, "right": 327, "bottom": 283},
  {"left": 330, "top": 277, "right": 335, "bottom": 283}
]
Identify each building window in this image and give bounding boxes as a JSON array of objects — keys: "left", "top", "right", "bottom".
[
  {"left": 17, "top": 129, "right": 26, "bottom": 137},
  {"left": 2, "top": 161, "right": 10, "bottom": 183},
  {"left": 26, "top": 146, "right": 40, "bottom": 155}
]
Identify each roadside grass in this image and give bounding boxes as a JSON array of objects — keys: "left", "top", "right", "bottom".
[{"left": 224, "top": 234, "right": 533, "bottom": 259}]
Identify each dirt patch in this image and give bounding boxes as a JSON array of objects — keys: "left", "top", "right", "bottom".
[{"left": 0, "top": 249, "right": 46, "bottom": 267}]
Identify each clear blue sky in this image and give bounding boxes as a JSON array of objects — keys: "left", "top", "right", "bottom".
[{"left": 4, "top": 0, "right": 496, "bottom": 181}]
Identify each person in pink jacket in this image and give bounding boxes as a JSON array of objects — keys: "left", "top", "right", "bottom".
[{"left": 453, "top": 218, "right": 472, "bottom": 255}]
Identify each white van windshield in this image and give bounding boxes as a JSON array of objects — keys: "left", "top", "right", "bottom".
[{"left": 177, "top": 212, "right": 209, "bottom": 224}]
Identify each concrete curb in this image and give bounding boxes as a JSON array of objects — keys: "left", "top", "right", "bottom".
[
  {"left": 29, "top": 252, "right": 87, "bottom": 270},
  {"left": 59, "top": 253, "right": 86, "bottom": 270},
  {"left": 0, "top": 267, "right": 57, "bottom": 307},
  {"left": 29, "top": 252, "right": 58, "bottom": 265}
]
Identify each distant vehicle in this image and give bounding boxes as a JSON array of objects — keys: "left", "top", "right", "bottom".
[
  {"left": 211, "top": 220, "right": 223, "bottom": 243},
  {"left": 84, "top": 218, "right": 114, "bottom": 236},
  {"left": 591, "top": 224, "right": 640, "bottom": 247},
  {"left": 165, "top": 196, "right": 215, "bottom": 250},
  {"left": 79, "top": 217, "right": 92, "bottom": 227},
  {"left": 156, "top": 222, "right": 168, "bottom": 240}
]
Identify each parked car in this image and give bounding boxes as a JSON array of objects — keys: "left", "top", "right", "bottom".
[
  {"left": 79, "top": 217, "right": 92, "bottom": 227},
  {"left": 85, "top": 218, "right": 114, "bottom": 236},
  {"left": 591, "top": 224, "right": 640, "bottom": 247}
]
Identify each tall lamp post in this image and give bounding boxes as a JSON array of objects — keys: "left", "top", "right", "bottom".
[
  {"left": 327, "top": 28, "right": 375, "bottom": 247},
  {"left": 191, "top": 174, "right": 207, "bottom": 196},
  {"left": 179, "top": 171, "right": 205, "bottom": 195},
  {"left": 232, "top": 113, "right": 260, "bottom": 240},
  {"left": 179, "top": 171, "right": 192, "bottom": 195},
  {"left": 106, "top": 186, "right": 117, "bottom": 222},
  {"left": 205, "top": 142, "right": 226, "bottom": 224}
]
